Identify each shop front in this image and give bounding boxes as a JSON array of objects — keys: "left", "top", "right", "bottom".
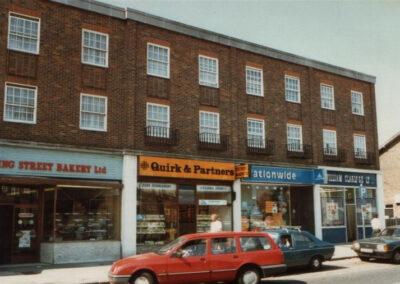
[
  {"left": 0, "top": 146, "right": 122, "bottom": 264},
  {"left": 318, "top": 169, "right": 382, "bottom": 243},
  {"left": 136, "top": 156, "right": 235, "bottom": 254},
  {"left": 240, "top": 165, "right": 324, "bottom": 234}
]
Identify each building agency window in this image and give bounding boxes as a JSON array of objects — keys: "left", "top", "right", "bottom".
[
  {"left": 285, "top": 75, "right": 300, "bottom": 103},
  {"left": 354, "top": 134, "right": 367, "bottom": 158},
  {"left": 287, "top": 124, "right": 302, "bottom": 152},
  {"left": 199, "top": 111, "right": 220, "bottom": 143},
  {"left": 147, "top": 43, "right": 170, "bottom": 78},
  {"left": 82, "top": 29, "right": 109, "bottom": 67},
  {"left": 351, "top": 91, "right": 364, "bottom": 115},
  {"left": 4, "top": 83, "right": 37, "bottom": 124},
  {"left": 323, "top": 129, "right": 337, "bottom": 155},
  {"left": 80, "top": 94, "right": 107, "bottom": 131},
  {"left": 356, "top": 188, "right": 377, "bottom": 226},
  {"left": 8, "top": 14, "right": 40, "bottom": 54},
  {"left": 320, "top": 188, "right": 345, "bottom": 227},
  {"left": 246, "top": 67, "right": 263, "bottom": 96},
  {"left": 199, "top": 55, "right": 218, "bottom": 88},
  {"left": 146, "top": 103, "right": 170, "bottom": 138},
  {"left": 44, "top": 187, "right": 121, "bottom": 242},
  {"left": 241, "top": 184, "right": 290, "bottom": 231},
  {"left": 247, "top": 118, "right": 265, "bottom": 148},
  {"left": 321, "top": 84, "right": 335, "bottom": 110}
]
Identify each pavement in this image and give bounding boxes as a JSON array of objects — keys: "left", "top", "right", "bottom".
[{"left": 0, "top": 244, "right": 358, "bottom": 284}]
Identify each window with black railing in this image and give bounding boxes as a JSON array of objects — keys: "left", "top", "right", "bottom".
[
  {"left": 247, "top": 139, "right": 274, "bottom": 155},
  {"left": 323, "top": 148, "right": 346, "bottom": 162},
  {"left": 287, "top": 144, "right": 312, "bottom": 159},
  {"left": 354, "top": 151, "right": 376, "bottom": 164},
  {"left": 144, "top": 126, "right": 178, "bottom": 146},
  {"left": 198, "top": 133, "right": 228, "bottom": 151}
]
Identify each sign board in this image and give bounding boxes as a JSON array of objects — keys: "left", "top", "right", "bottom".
[
  {"left": 197, "top": 185, "right": 230, "bottom": 192},
  {"left": 359, "top": 185, "right": 367, "bottom": 200},
  {"left": 199, "top": 199, "right": 227, "bottom": 206},
  {"left": 235, "top": 164, "right": 249, "bottom": 179},
  {"left": 244, "top": 166, "right": 325, "bottom": 185},
  {"left": 326, "top": 170, "right": 377, "bottom": 187},
  {"left": 139, "top": 156, "right": 235, "bottom": 181}
]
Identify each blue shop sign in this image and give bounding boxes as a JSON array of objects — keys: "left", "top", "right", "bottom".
[
  {"left": 327, "top": 170, "right": 376, "bottom": 187},
  {"left": 244, "top": 166, "right": 324, "bottom": 184}
]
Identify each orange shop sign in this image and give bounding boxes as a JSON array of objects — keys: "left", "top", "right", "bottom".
[{"left": 139, "top": 156, "right": 235, "bottom": 181}]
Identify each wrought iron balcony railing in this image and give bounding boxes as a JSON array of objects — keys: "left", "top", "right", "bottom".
[
  {"left": 286, "top": 144, "right": 313, "bottom": 159},
  {"left": 246, "top": 139, "right": 275, "bottom": 155},
  {"left": 198, "top": 133, "right": 229, "bottom": 151},
  {"left": 144, "top": 126, "right": 179, "bottom": 146},
  {"left": 354, "top": 151, "right": 376, "bottom": 165},
  {"left": 323, "top": 147, "right": 347, "bottom": 162}
]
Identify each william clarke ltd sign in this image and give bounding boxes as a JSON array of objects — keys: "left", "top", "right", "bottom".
[{"left": 139, "top": 156, "right": 236, "bottom": 181}]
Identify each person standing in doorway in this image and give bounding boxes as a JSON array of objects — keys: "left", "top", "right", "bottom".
[
  {"left": 371, "top": 213, "right": 383, "bottom": 237},
  {"left": 209, "top": 213, "right": 222, "bottom": 232}
]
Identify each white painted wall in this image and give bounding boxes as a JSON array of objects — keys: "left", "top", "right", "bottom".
[
  {"left": 121, "top": 155, "right": 137, "bottom": 257},
  {"left": 313, "top": 184, "right": 322, "bottom": 239},
  {"left": 233, "top": 179, "right": 242, "bottom": 232}
]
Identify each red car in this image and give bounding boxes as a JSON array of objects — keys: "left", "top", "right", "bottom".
[{"left": 109, "top": 231, "right": 286, "bottom": 284}]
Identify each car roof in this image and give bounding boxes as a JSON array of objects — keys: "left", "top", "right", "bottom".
[{"left": 182, "top": 231, "right": 270, "bottom": 239}]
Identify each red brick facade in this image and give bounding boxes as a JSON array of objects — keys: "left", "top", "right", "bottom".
[{"left": 0, "top": 0, "right": 379, "bottom": 170}]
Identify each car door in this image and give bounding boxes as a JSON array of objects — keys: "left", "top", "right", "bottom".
[
  {"left": 292, "top": 232, "right": 315, "bottom": 265},
  {"left": 167, "top": 238, "right": 210, "bottom": 283},
  {"left": 278, "top": 233, "right": 298, "bottom": 267},
  {"left": 208, "top": 237, "right": 242, "bottom": 282}
]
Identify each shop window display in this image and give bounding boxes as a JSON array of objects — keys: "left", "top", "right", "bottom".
[
  {"left": 356, "top": 188, "right": 377, "bottom": 226},
  {"left": 320, "top": 188, "right": 345, "bottom": 227},
  {"left": 44, "top": 187, "right": 121, "bottom": 242},
  {"left": 241, "top": 184, "right": 290, "bottom": 231}
]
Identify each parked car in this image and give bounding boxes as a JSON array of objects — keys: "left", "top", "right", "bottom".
[
  {"left": 108, "top": 231, "right": 286, "bottom": 284},
  {"left": 351, "top": 225, "right": 400, "bottom": 264},
  {"left": 264, "top": 227, "right": 335, "bottom": 271}
]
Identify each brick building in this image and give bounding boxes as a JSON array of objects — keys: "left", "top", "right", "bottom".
[{"left": 0, "top": 0, "right": 383, "bottom": 264}]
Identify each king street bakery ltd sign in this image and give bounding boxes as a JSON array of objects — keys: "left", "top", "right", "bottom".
[{"left": 139, "top": 156, "right": 236, "bottom": 181}]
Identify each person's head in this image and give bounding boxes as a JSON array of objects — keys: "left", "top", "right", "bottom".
[
  {"left": 373, "top": 213, "right": 378, "bottom": 218},
  {"left": 211, "top": 214, "right": 218, "bottom": 221}
]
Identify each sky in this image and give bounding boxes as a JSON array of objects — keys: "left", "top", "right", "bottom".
[{"left": 102, "top": 0, "right": 400, "bottom": 147}]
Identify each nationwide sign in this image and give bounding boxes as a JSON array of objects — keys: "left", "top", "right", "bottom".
[
  {"left": 139, "top": 156, "right": 236, "bottom": 181},
  {"left": 326, "top": 170, "right": 377, "bottom": 187},
  {"left": 243, "top": 165, "right": 325, "bottom": 184}
]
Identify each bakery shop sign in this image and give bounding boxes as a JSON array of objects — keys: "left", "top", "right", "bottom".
[{"left": 139, "top": 156, "right": 235, "bottom": 181}]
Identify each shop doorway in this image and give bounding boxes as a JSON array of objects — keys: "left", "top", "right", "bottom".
[
  {"left": 290, "top": 186, "right": 315, "bottom": 234},
  {"left": 346, "top": 204, "right": 357, "bottom": 242},
  {"left": 178, "top": 185, "right": 196, "bottom": 235},
  {"left": 0, "top": 205, "right": 13, "bottom": 264}
]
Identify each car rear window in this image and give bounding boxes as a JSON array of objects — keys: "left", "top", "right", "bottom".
[
  {"left": 292, "top": 232, "right": 313, "bottom": 246},
  {"left": 239, "top": 236, "right": 271, "bottom": 252}
]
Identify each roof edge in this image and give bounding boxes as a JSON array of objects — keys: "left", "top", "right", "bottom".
[
  {"left": 50, "top": 0, "right": 375, "bottom": 83},
  {"left": 379, "top": 131, "right": 400, "bottom": 155}
]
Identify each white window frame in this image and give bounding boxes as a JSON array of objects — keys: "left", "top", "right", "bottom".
[
  {"left": 199, "top": 55, "right": 218, "bottom": 88},
  {"left": 8, "top": 13, "right": 40, "bottom": 54},
  {"left": 354, "top": 134, "right": 367, "bottom": 159},
  {"left": 287, "top": 124, "right": 303, "bottom": 152},
  {"left": 246, "top": 66, "right": 264, "bottom": 97},
  {"left": 323, "top": 129, "right": 337, "bottom": 155},
  {"left": 4, "top": 82, "right": 37, "bottom": 124},
  {"left": 351, "top": 90, "right": 364, "bottom": 116},
  {"left": 199, "top": 111, "right": 220, "bottom": 143},
  {"left": 80, "top": 93, "right": 107, "bottom": 132},
  {"left": 247, "top": 118, "right": 265, "bottom": 148},
  {"left": 146, "top": 102, "right": 170, "bottom": 138},
  {"left": 320, "top": 84, "right": 335, "bottom": 110},
  {"left": 81, "top": 29, "right": 109, "bottom": 67},
  {"left": 147, "top": 43, "right": 170, "bottom": 79},
  {"left": 285, "top": 75, "right": 301, "bottom": 103}
]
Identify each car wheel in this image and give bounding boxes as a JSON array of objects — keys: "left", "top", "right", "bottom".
[
  {"left": 129, "top": 271, "right": 155, "bottom": 284},
  {"left": 237, "top": 267, "right": 261, "bottom": 284},
  {"left": 359, "top": 256, "right": 369, "bottom": 262},
  {"left": 392, "top": 249, "right": 400, "bottom": 264},
  {"left": 309, "top": 256, "right": 322, "bottom": 271}
]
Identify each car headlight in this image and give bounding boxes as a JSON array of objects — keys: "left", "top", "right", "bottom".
[
  {"left": 376, "top": 244, "right": 388, "bottom": 252},
  {"left": 352, "top": 242, "right": 360, "bottom": 250}
]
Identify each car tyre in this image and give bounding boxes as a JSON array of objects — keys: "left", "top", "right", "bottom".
[
  {"left": 129, "top": 271, "right": 155, "bottom": 284},
  {"left": 359, "top": 256, "right": 369, "bottom": 262},
  {"left": 309, "top": 256, "right": 322, "bottom": 271},
  {"left": 392, "top": 249, "right": 400, "bottom": 264},
  {"left": 237, "top": 267, "right": 261, "bottom": 284}
]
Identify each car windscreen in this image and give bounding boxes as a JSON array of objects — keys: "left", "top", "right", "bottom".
[{"left": 157, "top": 237, "right": 186, "bottom": 255}]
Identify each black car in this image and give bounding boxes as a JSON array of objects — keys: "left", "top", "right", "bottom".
[{"left": 351, "top": 226, "right": 400, "bottom": 264}]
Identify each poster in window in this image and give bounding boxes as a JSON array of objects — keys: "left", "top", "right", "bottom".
[
  {"left": 361, "top": 203, "right": 372, "bottom": 220},
  {"left": 326, "top": 201, "right": 339, "bottom": 221},
  {"left": 18, "top": 230, "right": 31, "bottom": 248}
]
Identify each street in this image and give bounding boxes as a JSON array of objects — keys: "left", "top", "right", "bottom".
[{"left": 265, "top": 258, "right": 400, "bottom": 284}]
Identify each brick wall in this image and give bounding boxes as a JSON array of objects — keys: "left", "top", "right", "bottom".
[{"left": 0, "top": 0, "right": 379, "bottom": 170}]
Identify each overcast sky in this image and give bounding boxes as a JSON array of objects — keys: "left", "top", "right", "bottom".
[{"left": 102, "top": 0, "right": 399, "bottom": 146}]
